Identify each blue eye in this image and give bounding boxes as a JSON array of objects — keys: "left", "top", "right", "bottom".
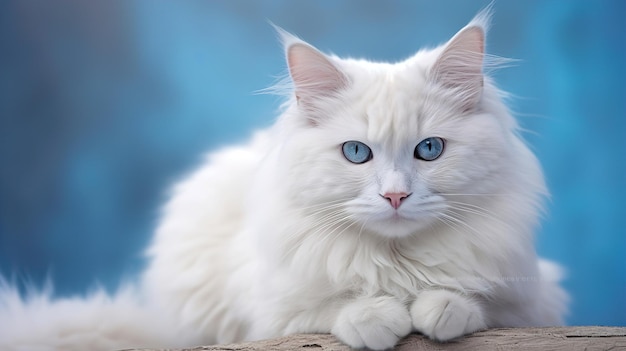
[
  {"left": 342, "top": 141, "right": 372, "bottom": 164},
  {"left": 415, "top": 137, "right": 445, "bottom": 161}
]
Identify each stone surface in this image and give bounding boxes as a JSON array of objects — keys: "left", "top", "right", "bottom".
[{"left": 123, "top": 327, "right": 626, "bottom": 351}]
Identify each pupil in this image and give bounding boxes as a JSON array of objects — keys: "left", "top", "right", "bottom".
[
  {"left": 426, "top": 141, "right": 432, "bottom": 151},
  {"left": 355, "top": 144, "right": 359, "bottom": 154}
]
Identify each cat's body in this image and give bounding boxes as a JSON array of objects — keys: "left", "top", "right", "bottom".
[{"left": 0, "top": 9, "right": 567, "bottom": 351}]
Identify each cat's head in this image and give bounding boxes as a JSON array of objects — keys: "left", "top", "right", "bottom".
[{"left": 275, "top": 11, "right": 539, "bottom": 240}]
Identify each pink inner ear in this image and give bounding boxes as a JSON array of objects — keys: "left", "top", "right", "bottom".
[
  {"left": 434, "top": 26, "right": 484, "bottom": 81},
  {"left": 431, "top": 25, "right": 485, "bottom": 110},
  {"left": 287, "top": 43, "right": 347, "bottom": 102}
]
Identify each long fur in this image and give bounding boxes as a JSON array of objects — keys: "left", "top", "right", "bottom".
[{"left": 0, "top": 8, "right": 567, "bottom": 351}]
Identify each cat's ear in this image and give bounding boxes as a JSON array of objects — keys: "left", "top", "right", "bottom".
[
  {"left": 278, "top": 29, "right": 349, "bottom": 120},
  {"left": 431, "top": 19, "right": 486, "bottom": 111}
]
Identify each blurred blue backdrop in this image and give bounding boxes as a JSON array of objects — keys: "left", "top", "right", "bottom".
[{"left": 0, "top": 0, "right": 624, "bottom": 327}]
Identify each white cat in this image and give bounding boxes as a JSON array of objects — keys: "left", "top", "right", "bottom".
[{"left": 0, "top": 9, "right": 567, "bottom": 351}]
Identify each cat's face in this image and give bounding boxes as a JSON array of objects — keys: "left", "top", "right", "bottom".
[{"left": 279, "top": 24, "right": 512, "bottom": 239}]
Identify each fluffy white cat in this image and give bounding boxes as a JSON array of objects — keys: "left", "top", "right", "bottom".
[{"left": 0, "top": 9, "right": 567, "bottom": 351}]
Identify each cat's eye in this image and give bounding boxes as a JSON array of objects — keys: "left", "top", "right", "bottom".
[
  {"left": 414, "top": 137, "right": 445, "bottom": 161},
  {"left": 342, "top": 141, "right": 372, "bottom": 164}
]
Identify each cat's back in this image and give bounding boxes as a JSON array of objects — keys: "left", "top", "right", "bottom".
[{"left": 153, "top": 130, "right": 269, "bottom": 246}]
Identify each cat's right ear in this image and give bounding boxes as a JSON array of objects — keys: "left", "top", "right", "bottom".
[{"left": 276, "top": 28, "right": 349, "bottom": 121}]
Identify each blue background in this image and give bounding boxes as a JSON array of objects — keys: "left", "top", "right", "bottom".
[{"left": 0, "top": 1, "right": 624, "bottom": 327}]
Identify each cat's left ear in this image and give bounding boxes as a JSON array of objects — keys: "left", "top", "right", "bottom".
[{"left": 431, "top": 20, "right": 486, "bottom": 111}]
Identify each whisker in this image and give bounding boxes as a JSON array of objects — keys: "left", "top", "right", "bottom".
[
  {"left": 436, "top": 213, "right": 473, "bottom": 237},
  {"left": 446, "top": 200, "right": 515, "bottom": 232},
  {"left": 438, "top": 193, "right": 510, "bottom": 197},
  {"left": 279, "top": 207, "right": 357, "bottom": 261}
]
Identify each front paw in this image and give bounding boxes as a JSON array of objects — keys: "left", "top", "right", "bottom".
[
  {"left": 410, "top": 290, "right": 486, "bottom": 342},
  {"left": 331, "top": 296, "right": 411, "bottom": 350}
]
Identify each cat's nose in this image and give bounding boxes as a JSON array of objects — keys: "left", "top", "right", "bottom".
[{"left": 381, "top": 192, "right": 410, "bottom": 209}]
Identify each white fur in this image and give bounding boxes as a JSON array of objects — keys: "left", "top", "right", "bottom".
[
  {"left": 0, "top": 9, "right": 567, "bottom": 351},
  {"left": 410, "top": 290, "right": 486, "bottom": 341},
  {"left": 0, "top": 281, "right": 177, "bottom": 350}
]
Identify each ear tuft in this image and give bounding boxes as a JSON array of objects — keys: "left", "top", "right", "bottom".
[
  {"left": 273, "top": 26, "right": 348, "bottom": 117},
  {"left": 287, "top": 43, "right": 348, "bottom": 107},
  {"left": 431, "top": 21, "right": 486, "bottom": 111}
]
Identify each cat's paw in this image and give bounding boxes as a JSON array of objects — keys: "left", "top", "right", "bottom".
[
  {"left": 331, "top": 296, "right": 411, "bottom": 350},
  {"left": 410, "top": 290, "right": 486, "bottom": 342}
]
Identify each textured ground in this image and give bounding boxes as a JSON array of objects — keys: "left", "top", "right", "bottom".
[{"left": 125, "top": 327, "right": 626, "bottom": 351}]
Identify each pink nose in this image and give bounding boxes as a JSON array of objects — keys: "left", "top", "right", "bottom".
[{"left": 382, "top": 192, "right": 410, "bottom": 209}]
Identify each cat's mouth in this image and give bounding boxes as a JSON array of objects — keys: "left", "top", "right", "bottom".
[
  {"left": 362, "top": 195, "right": 447, "bottom": 238},
  {"left": 344, "top": 193, "right": 446, "bottom": 238},
  {"left": 388, "top": 210, "right": 410, "bottom": 222}
]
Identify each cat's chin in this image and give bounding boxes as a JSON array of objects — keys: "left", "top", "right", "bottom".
[{"left": 366, "top": 217, "right": 433, "bottom": 239}]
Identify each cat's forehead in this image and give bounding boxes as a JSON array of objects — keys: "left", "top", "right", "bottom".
[{"left": 343, "top": 60, "right": 430, "bottom": 148}]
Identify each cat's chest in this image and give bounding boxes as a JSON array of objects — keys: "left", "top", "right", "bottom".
[
  {"left": 257, "top": 214, "right": 498, "bottom": 300},
  {"left": 285, "top": 233, "right": 475, "bottom": 298}
]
